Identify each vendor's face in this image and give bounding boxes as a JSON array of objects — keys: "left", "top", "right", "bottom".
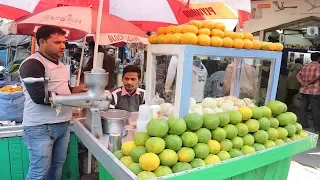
[
  {"left": 40, "top": 33, "right": 66, "bottom": 59},
  {"left": 122, "top": 72, "right": 141, "bottom": 93}
]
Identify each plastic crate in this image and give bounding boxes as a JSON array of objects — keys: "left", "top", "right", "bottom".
[
  {"left": 0, "top": 132, "right": 79, "bottom": 180},
  {"left": 98, "top": 133, "right": 318, "bottom": 180}
]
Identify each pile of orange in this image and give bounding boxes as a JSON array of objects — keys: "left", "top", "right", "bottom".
[{"left": 148, "top": 20, "right": 284, "bottom": 52}]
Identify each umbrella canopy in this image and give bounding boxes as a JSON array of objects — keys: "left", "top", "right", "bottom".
[
  {"left": 0, "top": 0, "right": 251, "bottom": 31},
  {"left": 7, "top": 6, "right": 149, "bottom": 44}
]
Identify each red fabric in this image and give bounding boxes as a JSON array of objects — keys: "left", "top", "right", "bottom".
[
  {"left": 167, "top": 0, "right": 206, "bottom": 22},
  {"left": 13, "top": 7, "right": 148, "bottom": 41},
  {"left": 86, "top": 37, "right": 128, "bottom": 47},
  {"left": 0, "top": 0, "right": 110, "bottom": 20},
  {"left": 238, "top": 10, "right": 250, "bottom": 29},
  {"left": 0, "top": 0, "right": 247, "bottom": 32},
  {"left": 0, "top": 5, "right": 30, "bottom": 20}
]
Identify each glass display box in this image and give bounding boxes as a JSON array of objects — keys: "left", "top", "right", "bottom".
[{"left": 145, "top": 44, "right": 282, "bottom": 118}]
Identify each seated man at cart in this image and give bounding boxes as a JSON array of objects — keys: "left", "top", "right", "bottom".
[{"left": 110, "top": 65, "right": 145, "bottom": 112}]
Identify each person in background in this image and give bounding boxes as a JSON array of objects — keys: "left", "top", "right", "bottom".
[
  {"left": 106, "top": 47, "right": 115, "bottom": 57},
  {"left": 285, "top": 58, "right": 303, "bottom": 105},
  {"left": 73, "top": 53, "right": 81, "bottom": 63},
  {"left": 124, "top": 58, "right": 130, "bottom": 67},
  {"left": 19, "top": 25, "right": 88, "bottom": 180},
  {"left": 296, "top": 52, "right": 320, "bottom": 133},
  {"left": 111, "top": 65, "right": 145, "bottom": 112},
  {"left": 82, "top": 42, "right": 116, "bottom": 90},
  {"left": 106, "top": 47, "right": 120, "bottom": 87}
]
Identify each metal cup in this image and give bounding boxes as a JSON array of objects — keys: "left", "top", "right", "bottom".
[{"left": 108, "top": 133, "right": 123, "bottom": 153}]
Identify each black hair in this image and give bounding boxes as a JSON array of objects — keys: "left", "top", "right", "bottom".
[
  {"left": 36, "top": 25, "right": 66, "bottom": 46},
  {"left": 295, "top": 58, "right": 303, "bottom": 64},
  {"left": 311, "top": 52, "right": 320, "bottom": 61},
  {"left": 106, "top": 47, "right": 115, "bottom": 52},
  {"left": 123, "top": 65, "right": 141, "bottom": 79}
]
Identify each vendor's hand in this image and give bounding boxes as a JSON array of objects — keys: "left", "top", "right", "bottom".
[{"left": 72, "top": 84, "right": 88, "bottom": 93}]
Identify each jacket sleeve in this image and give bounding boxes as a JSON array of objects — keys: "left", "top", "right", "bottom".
[
  {"left": 165, "top": 56, "right": 178, "bottom": 92},
  {"left": 19, "top": 59, "right": 51, "bottom": 105}
]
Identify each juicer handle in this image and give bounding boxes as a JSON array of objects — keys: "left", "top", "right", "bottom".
[
  {"left": 22, "top": 77, "right": 50, "bottom": 104},
  {"left": 22, "top": 77, "right": 50, "bottom": 84}
]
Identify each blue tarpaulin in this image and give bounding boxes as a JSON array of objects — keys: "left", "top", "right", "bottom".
[{"left": 0, "top": 49, "right": 7, "bottom": 66}]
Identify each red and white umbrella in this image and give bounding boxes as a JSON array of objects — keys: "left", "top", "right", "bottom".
[
  {"left": 8, "top": 6, "right": 149, "bottom": 44},
  {"left": 0, "top": 0, "right": 251, "bottom": 31}
]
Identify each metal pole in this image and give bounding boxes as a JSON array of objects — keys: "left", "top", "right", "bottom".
[
  {"left": 77, "top": 37, "right": 86, "bottom": 86},
  {"left": 92, "top": 0, "right": 104, "bottom": 69},
  {"left": 31, "top": 36, "right": 36, "bottom": 54},
  {"left": 259, "top": 30, "right": 265, "bottom": 41}
]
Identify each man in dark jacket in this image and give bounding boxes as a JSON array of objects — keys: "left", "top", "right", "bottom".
[{"left": 82, "top": 42, "right": 116, "bottom": 90}]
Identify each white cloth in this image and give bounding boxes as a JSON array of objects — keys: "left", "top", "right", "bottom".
[
  {"left": 164, "top": 56, "right": 178, "bottom": 93},
  {"left": 192, "top": 63, "right": 208, "bottom": 102},
  {"left": 165, "top": 56, "right": 207, "bottom": 102}
]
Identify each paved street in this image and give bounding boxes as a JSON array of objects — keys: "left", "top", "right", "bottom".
[
  {"left": 293, "top": 128, "right": 320, "bottom": 169},
  {"left": 289, "top": 106, "right": 320, "bottom": 170}
]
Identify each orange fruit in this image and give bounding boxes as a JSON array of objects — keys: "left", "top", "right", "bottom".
[
  {"left": 148, "top": 35, "right": 158, "bottom": 44},
  {"left": 157, "top": 34, "right": 166, "bottom": 44},
  {"left": 157, "top": 27, "right": 166, "bottom": 35},
  {"left": 274, "top": 43, "right": 284, "bottom": 51},
  {"left": 215, "top": 22, "right": 226, "bottom": 31},
  {"left": 235, "top": 32, "right": 245, "bottom": 39},
  {"left": 268, "top": 42, "right": 276, "bottom": 51},
  {"left": 173, "top": 26, "right": 183, "bottom": 33},
  {"left": 198, "top": 28, "right": 211, "bottom": 36},
  {"left": 189, "top": 20, "right": 203, "bottom": 29},
  {"left": 243, "top": 39, "right": 253, "bottom": 49},
  {"left": 181, "top": 32, "right": 198, "bottom": 45},
  {"left": 252, "top": 40, "right": 262, "bottom": 50},
  {"left": 233, "top": 38, "right": 244, "bottom": 49},
  {"left": 165, "top": 25, "right": 175, "bottom": 34},
  {"left": 244, "top": 33, "right": 254, "bottom": 40},
  {"left": 198, "top": 34, "right": 211, "bottom": 46},
  {"left": 202, "top": 21, "right": 216, "bottom": 30},
  {"left": 224, "top": 31, "right": 236, "bottom": 39},
  {"left": 222, "top": 37, "right": 234, "bottom": 48},
  {"left": 211, "top": 29, "right": 224, "bottom": 38},
  {"left": 172, "top": 33, "right": 183, "bottom": 44},
  {"left": 211, "top": 36, "right": 223, "bottom": 47},
  {"left": 182, "top": 25, "right": 199, "bottom": 34},
  {"left": 261, "top": 41, "right": 269, "bottom": 50},
  {"left": 163, "top": 34, "right": 173, "bottom": 44}
]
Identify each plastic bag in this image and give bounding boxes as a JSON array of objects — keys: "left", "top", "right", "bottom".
[
  {"left": 0, "top": 91, "right": 25, "bottom": 122},
  {"left": 150, "top": 93, "right": 165, "bottom": 105}
]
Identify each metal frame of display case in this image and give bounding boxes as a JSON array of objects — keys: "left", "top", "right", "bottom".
[{"left": 145, "top": 44, "right": 282, "bottom": 118}]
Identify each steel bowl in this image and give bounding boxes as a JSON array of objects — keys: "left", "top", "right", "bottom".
[{"left": 100, "top": 109, "right": 131, "bottom": 136}]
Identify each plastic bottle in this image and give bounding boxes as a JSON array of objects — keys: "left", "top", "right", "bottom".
[
  {"left": 136, "top": 104, "right": 151, "bottom": 132},
  {"left": 150, "top": 105, "right": 161, "bottom": 119}
]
